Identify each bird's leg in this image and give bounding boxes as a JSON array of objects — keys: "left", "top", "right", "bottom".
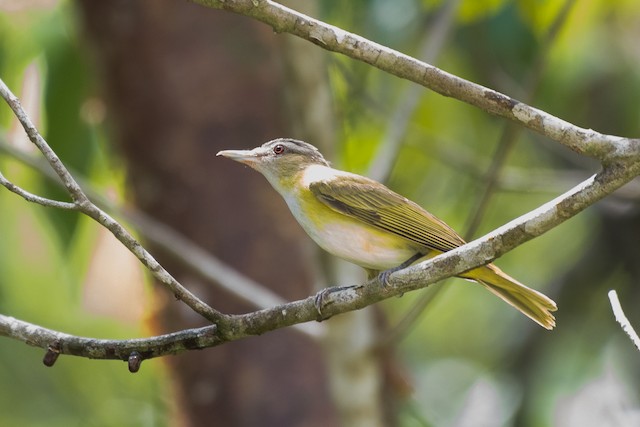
[
  {"left": 378, "top": 253, "right": 424, "bottom": 286},
  {"left": 314, "top": 252, "right": 424, "bottom": 317}
]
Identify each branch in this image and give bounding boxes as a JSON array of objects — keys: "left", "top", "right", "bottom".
[
  {"left": 608, "top": 290, "right": 640, "bottom": 353},
  {"left": 391, "top": 168, "right": 639, "bottom": 287},
  {"left": 3, "top": 162, "right": 638, "bottom": 365},
  {"left": 229, "top": 165, "right": 640, "bottom": 334},
  {"left": 382, "top": 0, "right": 577, "bottom": 345},
  {"left": 0, "top": 314, "right": 220, "bottom": 365},
  {"left": 0, "top": 169, "right": 78, "bottom": 209},
  {"left": 0, "top": 77, "right": 226, "bottom": 325},
  {"left": 3, "top": 3, "right": 640, "bottom": 368},
  {"left": 192, "top": 0, "right": 640, "bottom": 162},
  {"left": 0, "top": 136, "right": 292, "bottom": 316},
  {"left": 464, "top": 0, "right": 576, "bottom": 238}
]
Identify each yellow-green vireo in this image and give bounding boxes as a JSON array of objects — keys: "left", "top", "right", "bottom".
[{"left": 218, "top": 139, "right": 557, "bottom": 329}]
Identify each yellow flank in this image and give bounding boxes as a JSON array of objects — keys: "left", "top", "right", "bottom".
[
  {"left": 286, "top": 174, "right": 420, "bottom": 270},
  {"left": 296, "top": 190, "right": 416, "bottom": 270}
]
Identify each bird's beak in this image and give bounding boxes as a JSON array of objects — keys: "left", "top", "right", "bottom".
[{"left": 216, "top": 148, "right": 260, "bottom": 167}]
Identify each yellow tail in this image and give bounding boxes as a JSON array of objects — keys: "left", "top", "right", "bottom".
[{"left": 463, "top": 264, "right": 557, "bottom": 330}]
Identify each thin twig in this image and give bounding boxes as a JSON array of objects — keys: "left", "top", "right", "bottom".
[
  {"left": 608, "top": 290, "right": 640, "bottom": 353},
  {"left": 0, "top": 77, "right": 225, "bottom": 325},
  {"left": 1, "top": 3, "right": 640, "bottom": 365},
  {"left": 2, "top": 162, "right": 638, "bottom": 363},
  {"left": 0, "top": 170, "right": 78, "bottom": 210},
  {"left": 0, "top": 136, "right": 294, "bottom": 314},
  {"left": 0, "top": 97, "right": 321, "bottom": 338},
  {"left": 432, "top": 142, "right": 591, "bottom": 193}
]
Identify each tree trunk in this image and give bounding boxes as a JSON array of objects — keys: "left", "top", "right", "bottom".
[{"left": 77, "top": 1, "right": 338, "bottom": 425}]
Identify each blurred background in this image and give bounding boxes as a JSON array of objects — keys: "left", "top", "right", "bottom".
[{"left": 1, "top": 0, "right": 639, "bottom": 426}]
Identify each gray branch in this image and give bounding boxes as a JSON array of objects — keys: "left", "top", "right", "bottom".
[
  {"left": 193, "top": 0, "right": 640, "bottom": 162},
  {"left": 2, "top": 163, "right": 638, "bottom": 365},
  {"left": 0, "top": 170, "right": 78, "bottom": 210},
  {"left": 0, "top": 137, "right": 295, "bottom": 319},
  {"left": 0, "top": 314, "right": 220, "bottom": 363},
  {"left": 0, "top": 78, "right": 226, "bottom": 325},
  {"left": 608, "top": 290, "right": 640, "bottom": 353},
  {"left": 1, "top": 2, "right": 640, "bottom": 368}
]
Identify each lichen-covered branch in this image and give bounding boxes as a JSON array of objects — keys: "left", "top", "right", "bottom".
[
  {"left": 2, "top": 4, "right": 640, "bottom": 369},
  {"left": 0, "top": 314, "right": 220, "bottom": 363},
  {"left": 2, "top": 162, "right": 639, "bottom": 366},
  {"left": 192, "top": 0, "right": 640, "bottom": 162},
  {"left": 0, "top": 137, "right": 294, "bottom": 317}
]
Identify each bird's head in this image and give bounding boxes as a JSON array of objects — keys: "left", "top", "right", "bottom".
[{"left": 217, "top": 138, "right": 329, "bottom": 189}]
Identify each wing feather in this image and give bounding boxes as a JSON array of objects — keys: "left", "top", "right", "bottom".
[{"left": 309, "top": 174, "right": 465, "bottom": 253}]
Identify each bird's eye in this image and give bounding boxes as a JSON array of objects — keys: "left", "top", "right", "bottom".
[{"left": 273, "top": 144, "right": 285, "bottom": 155}]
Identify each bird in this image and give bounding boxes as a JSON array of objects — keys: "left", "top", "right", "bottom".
[{"left": 217, "top": 138, "right": 557, "bottom": 329}]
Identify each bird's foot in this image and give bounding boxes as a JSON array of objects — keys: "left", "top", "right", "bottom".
[
  {"left": 314, "top": 285, "right": 359, "bottom": 320},
  {"left": 377, "top": 269, "right": 395, "bottom": 287},
  {"left": 377, "top": 253, "right": 424, "bottom": 287}
]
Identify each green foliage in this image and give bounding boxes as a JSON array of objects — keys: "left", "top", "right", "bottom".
[
  {"left": 41, "top": 36, "right": 96, "bottom": 249},
  {"left": 2, "top": 0, "right": 640, "bottom": 426},
  {"left": 0, "top": 2, "right": 169, "bottom": 425},
  {"left": 327, "top": 0, "right": 640, "bottom": 425}
]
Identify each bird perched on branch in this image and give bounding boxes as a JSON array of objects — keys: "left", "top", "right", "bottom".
[{"left": 218, "top": 138, "right": 557, "bottom": 329}]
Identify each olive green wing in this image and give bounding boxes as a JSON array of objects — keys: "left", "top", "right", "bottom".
[{"left": 309, "top": 174, "right": 466, "bottom": 253}]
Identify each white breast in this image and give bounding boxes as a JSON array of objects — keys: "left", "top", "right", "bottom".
[
  {"left": 281, "top": 165, "right": 417, "bottom": 270},
  {"left": 307, "top": 220, "right": 417, "bottom": 270}
]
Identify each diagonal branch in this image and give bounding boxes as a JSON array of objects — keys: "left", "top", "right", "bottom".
[
  {"left": 0, "top": 170, "right": 78, "bottom": 210},
  {"left": 464, "top": 0, "right": 578, "bottom": 239},
  {"left": 192, "top": 0, "right": 640, "bottom": 162},
  {"left": 2, "top": 2, "right": 640, "bottom": 368},
  {"left": 3, "top": 162, "right": 638, "bottom": 364},
  {"left": 0, "top": 136, "right": 291, "bottom": 312},
  {"left": 0, "top": 78, "right": 226, "bottom": 325},
  {"left": 608, "top": 290, "right": 640, "bottom": 353}
]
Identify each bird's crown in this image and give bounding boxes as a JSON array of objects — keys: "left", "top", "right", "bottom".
[{"left": 261, "top": 138, "right": 328, "bottom": 166}]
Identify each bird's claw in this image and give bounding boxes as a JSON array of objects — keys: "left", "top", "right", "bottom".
[
  {"left": 314, "top": 289, "right": 330, "bottom": 317},
  {"left": 377, "top": 270, "right": 393, "bottom": 287},
  {"left": 377, "top": 253, "right": 424, "bottom": 287},
  {"left": 314, "top": 285, "right": 359, "bottom": 319}
]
